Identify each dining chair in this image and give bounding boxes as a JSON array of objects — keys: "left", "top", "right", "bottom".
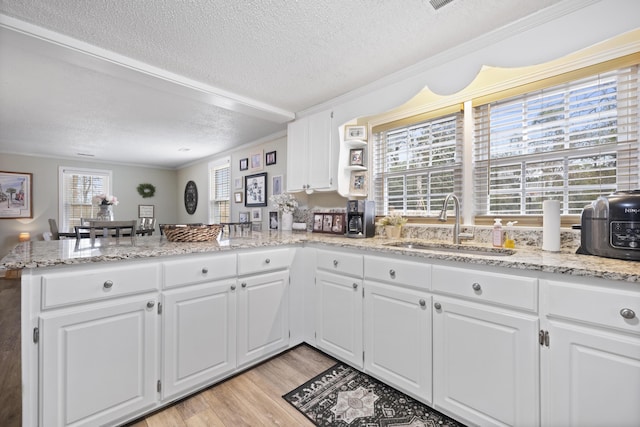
[
  {"left": 79, "top": 220, "right": 138, "bottom": 245},
  {"left": 48, "top": 219, "right": 60, "bottom": 240}
]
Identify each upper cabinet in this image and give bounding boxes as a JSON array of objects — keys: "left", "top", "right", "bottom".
[{"left": 286, "top": 109, "right": 337, "bottom": 193}]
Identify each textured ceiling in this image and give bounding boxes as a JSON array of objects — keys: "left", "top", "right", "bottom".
[{"left": 0, "top": 0, "right": 571, "bottom": 168}]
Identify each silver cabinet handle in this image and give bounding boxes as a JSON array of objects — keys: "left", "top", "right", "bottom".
[
  {"left": 419, "top": 299, "right": 426, "bottom": 307},
  {"left": 202, "top": 267, "right": 208, "bottom": 274},
  {"left": 389, "top": 269, "right": 396, "bottom": 278},
  {"left": 230, "top": 284, "right": 236, "bottom": 290},
  {"left": 352, "top": 283, "right": 358, "bottom": 289},
  {"left": 103, "top": 280, "right": 113, "bottom": 289},
  {"left": 472, "top": 282, "right": 481, "bottom": 291},
  {"left": 434, "top": 302, "right": 442, "bottom": 310},
  {"left": 333, "top": 259, "right": 339, "bottom": 267},
  {"left": 265, "top": 258, "right": 271, "bottom": 264},
  {"left": 620, "top": 308, "right": 636, "bottom": 319},
  {"left": 241, "top": 282, "right": 247, "bottom": 288},
  {"left": 146, "top": 301, "right": 155, "bottom": 309}
]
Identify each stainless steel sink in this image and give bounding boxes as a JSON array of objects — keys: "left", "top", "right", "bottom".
[{"left": 383, "top": 241, "right": 515, "bottom": 257}]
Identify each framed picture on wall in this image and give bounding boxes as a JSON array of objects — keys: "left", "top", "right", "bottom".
[
  {"left": 239, "top": 211, "right": 250, "bottom": 223},
  {"left": 0, "top": 171, "right": 32, "bottom": 219},
  {"left": 250, "top": 149, "right": 263, "bottom": 171},
  {"left": 349, "top": 148, "right": 365, "bottom": 166},
  {"left": 240, "top": 158, "right": 248, "bottom": 171},
  {"left": 234, "top": 177, "right": 243, "bottom": 189},
  {"left": 344, "top": 125, "right": 367, "bottom": 141},
  {"left": 234, "top": 192, "right": 243, "bottom": 203},
  {"left": 349, "top": 170, "right": 367, "bottom": 196},
  {"left": 272, "top": 175, "right": 283, "bottom": 196},
  {"left": 138, "top": 204, "right": 154, "bottom": 218},
  {"left": 245, "top": 172, "right": 267, "bottom": 207},
  {"left": 266, "top": 151, "right": 277, "bottom": 166},
  {"left": 251, "top": 208, "right": 262, "bottom": 222}
]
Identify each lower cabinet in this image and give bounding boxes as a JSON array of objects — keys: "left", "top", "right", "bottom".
[
  {"left": 363, "top": 281, "right": 432, "bottom": 404},
  {"left": 237, "top": 270, "right": 290, "bottom": 368},
  {"left": 432, "top": 295, "right": 539, "bottom": 427},
  {"left": 162, "top": 279, "right": 237, "bottom": 401},
  {"left": 39, "top": 294, "right": 158, "bottom": 427},
  {"left": 315, "top": 269, "right": 363, "bottom": 368}
]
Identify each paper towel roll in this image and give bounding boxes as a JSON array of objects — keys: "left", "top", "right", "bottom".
[{"left": 542, "top": 200, "right": 561, "bottom": 252}]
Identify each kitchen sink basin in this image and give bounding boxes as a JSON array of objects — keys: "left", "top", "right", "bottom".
[{"left": 383, "top": 241, "right": 515, "bottom": 257}]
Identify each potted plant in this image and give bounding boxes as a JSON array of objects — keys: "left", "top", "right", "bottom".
[{"left": 378, "top": 211, "right": 407, "bottom": 239}]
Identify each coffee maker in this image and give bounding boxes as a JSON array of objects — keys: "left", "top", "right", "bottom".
[{"left": 346, "top": 200, "right": 375, "bottom": 238}]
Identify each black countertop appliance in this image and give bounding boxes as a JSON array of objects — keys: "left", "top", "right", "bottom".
[
  {"left": 346, "top": 200, "right": 375, "bottom": 238},
  {"left": 578, "top": 190, "right": 640, "bottom": 261}
]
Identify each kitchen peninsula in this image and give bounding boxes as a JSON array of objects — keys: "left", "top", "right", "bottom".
[{"left": 3, "top": 231, "right": 639, "bottom": 427}]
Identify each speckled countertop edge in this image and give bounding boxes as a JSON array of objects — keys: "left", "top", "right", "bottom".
[{"left": 1, "top": 232, "right": 638, "bottom": 283}]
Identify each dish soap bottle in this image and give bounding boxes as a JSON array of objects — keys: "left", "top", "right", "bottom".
[
  {"left": 504, "top": 221, "right": 518, "bottom": 248},
  {"left": 492, "top": 218, "right": 504, "bottom": 247}
]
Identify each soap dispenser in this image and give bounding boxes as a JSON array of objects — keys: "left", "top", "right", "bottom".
[
  {"left": 504, "top": 221, "right": 518, "bottom": 248},
  {"left": 492, "top": 218, "right": 504, "bottom": 247}
]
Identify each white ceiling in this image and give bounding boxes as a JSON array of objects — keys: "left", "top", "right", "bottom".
[{"left": 0, "top": 0, "right": 572, "bottom": 169}]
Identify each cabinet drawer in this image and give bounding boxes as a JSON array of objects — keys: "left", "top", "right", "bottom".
[
  {"left": 432, "top": 265, "right": 537, "bottom": 312},
  {"left": 364, "top": 255, "right": 431, "bottom": 289},
  {"left": 41, "top": 263, "right": 160, "bottom": 308},
  {"left": 163, "top": 253, "right": 237, "bottom": 289},
  {"left": 544, "top": 279, "right": 640, "bottom": 334},
  {"left": 316, "top": 249, "right": 363, "bottom": 278},
  {"left": 237, "top": 248, "right": 293, "bottom": 276}
]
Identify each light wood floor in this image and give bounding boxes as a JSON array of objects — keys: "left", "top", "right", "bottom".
[{"left": 0, "top": 276, "right": 336, "bottom": 427}]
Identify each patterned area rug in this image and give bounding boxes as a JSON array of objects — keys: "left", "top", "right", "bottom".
[{"left": 283, "top": 362, "right": 465, "bottom": 427}]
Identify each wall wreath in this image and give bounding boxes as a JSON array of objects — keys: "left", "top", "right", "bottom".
[{"left": 136, "top": 183, "right": 156, "bottom": 198}]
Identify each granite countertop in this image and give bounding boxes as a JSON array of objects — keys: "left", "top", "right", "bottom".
[{"left": 1, "top": 231, "right": 638, "bottom": 283}]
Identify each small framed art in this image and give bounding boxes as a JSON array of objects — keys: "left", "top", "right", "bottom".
[
  {"left": 349, "top": 171, "right": 367, "bottom": 196},
  {"left": 349, "top": 148, "right": 365, "bottom": 166},
  {"left": 239, "top": 211, "right": 250, "bottom": 223},
  {"left": 312, "top": 213, "right": 346, "bottom": 235},
  {"left": 234, "top": 192, "right": 243, "bottom": 203},
  {"left": 0, "top": 171, "right": 32, "bottom": 219},
  {"left": 239, "top": 158, "right": 249, "bottom": 171},
  {"left": 138, "top": 204, "right": 154, "bottom": 218},
  {"left": 272, "top": 175, "right": 283, "bottom": 196},
  {"left": 251, "top": 208, "right": 262, "bottom": 222},
  {"left": 266, "top": 151, "right": 277, "bottom": 166},
  {"left": 345, "top": 125, "right": 367, "bottom": 141},
  {"left": 250, "top": 149, "right": 263, "bottom": 171},
  {"left": 269, "top": 211, "right": 278, "bottom": 229}
]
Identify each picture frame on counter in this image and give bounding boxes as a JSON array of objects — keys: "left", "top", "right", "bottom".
[
  {"left": 245, "top": 172, "right": 267, "bottom": 207},
  {"left": 0, "top": 170, "right": 32, "bottom": 219},
  {"left": 312, "top": 212, "right": 346, "bottom": 235},
  {"left": 349, "top": 170, "right": 367, "bottom": 196},
  {"left": 269, "top": 211, "right": 278, "bottom": 229},
  {"left": 344, "top": 125, "right": 367, "bottom": 141}
]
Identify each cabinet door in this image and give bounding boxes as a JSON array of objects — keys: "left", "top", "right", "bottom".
[
  {"left": 162, "top": 280, "right": 237, "bottom": 401},
  {"left": 543, "top": 320, "right": 640, "bottom": 427},
  {"left": 237, "top": 270, "right": 289, "bottom": 367},
  {"left": 364, "top": 281, "right": 432, "bottom": 404},
  {"left": 432, "top": 296, "right": 539, "bottom": 427},
  {"left": 286, "top": 118, "right": 308, "bottom": 192},
  {"left": 316, "top": 270, "right": 363, "bottom": 368},
  {"left": 40, "top": 294, "right": 158, "bottom": 427},
  {"left": 307, "top": 110, "right": 333, "bottom": 190}
]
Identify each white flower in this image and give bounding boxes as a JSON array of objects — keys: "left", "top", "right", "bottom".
[
  {"left": 93, "top": 194, "right": 119, "bottom": 206},
  {"left": 269, "top": 193, "right": 298, "bottom": 214}
]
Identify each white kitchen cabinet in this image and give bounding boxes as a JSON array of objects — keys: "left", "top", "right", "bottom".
[
  {"left": 286, "top": 109, "right": 336, "bottom": 193},
  {"left": 315, "top": 269, "right": 363, "bottom": 368},
  {"left": 39, "top": 294, "right": 158, "bottom": 427},
  {"left": 363, "top": 281, "right": 432, "bottom": 404},
  {"left": 431, "top": 265, "right": 539, "bottom": 427},
  {"left": 162, "top": 279, "right": 237, "bottom": 401},
  {"left": 540, "top": 279, "right": 640, "bottom": 427},
  {"left": 237, "top": 270, "right": 290, "bottom": 368}
]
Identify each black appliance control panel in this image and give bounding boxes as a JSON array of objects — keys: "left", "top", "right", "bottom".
[{"left": 610, "top": 221, "right": 640, "bottom": 249}]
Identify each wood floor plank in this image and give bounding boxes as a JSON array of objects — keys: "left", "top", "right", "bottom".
[
  {"left": 144, "top": 404, "right": 187, "bottom": 427},
  {"left": 201, "top": 378, "right": 271, "bottom": 427},
  {"left": 0, "top": 277, "right": 21, "bottom": 427},
  {"left": 183, "top": 408, "right": 226, "bottom": 427}
]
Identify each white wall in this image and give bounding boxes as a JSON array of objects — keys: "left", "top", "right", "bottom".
[{"left": 0, "top": 153, "right": 177, "bottom": 258}]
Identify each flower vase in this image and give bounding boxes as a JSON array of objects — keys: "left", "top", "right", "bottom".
[
  {"left": 281, "top": 212, "right": 293, "bottom": 231},
  {"left": 385, "top": 225, "right": 402, "bottom": 239},
  {"left": 97, "top": 204, "right": 114, "bottom": 221}
]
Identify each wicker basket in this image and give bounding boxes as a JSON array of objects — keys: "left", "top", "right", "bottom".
[{"left": 162, "top": 224, "right": 222, "bottom": 242}]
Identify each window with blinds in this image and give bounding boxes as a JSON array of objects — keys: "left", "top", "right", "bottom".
[
  {"left": 373, "top": 113, "right": 463, "bottom": 216},
  {"left": 59, "top": 167, "right": 112, "bottom": 232},
  {"left": 474, "top": 65, "right": 639, "bottom": 215},
  {"left": 209, "top": 159, "right": 230, "bottom": 223}
]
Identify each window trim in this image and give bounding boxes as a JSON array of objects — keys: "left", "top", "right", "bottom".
[{"left": 58, "top": 166, "right": 113, "bottom": 233}]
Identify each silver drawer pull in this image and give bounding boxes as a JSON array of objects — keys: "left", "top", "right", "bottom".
[
  {"left": 103, "top": 280, "right": 113, "bottom": 289},
  {"left": 434, "top": 302, "right": 442, "bottom": 310},
  {"left": 389, "top": 269, "right": 396, "bottom": 278},
  {"left": 419, "top": 299, "right": 426, "bottom": 307},
  {"left": 333, "top": 260, "right": 339, "bottom": 267},
  {"left": 352, "top": 283, "right": 358, "bottom": 289},
  {"left": 241, "top": 282, "right": 247, "bottom": 288},
  {"left": 230, "top": 284, "right": 236, "bottom": 291},
  {"left": 146, "top": 301, "right": 155, "bottom": 309},
  {"left": 202, "top": 267, "right": 208, "bottom": 274},
  {"left": 620, "top": 308, "right": 636, "bottom": 320},
  {"left": 472, "top": 282, "right": 481, "bottom": 291},
  {"left": 265, "top": 258, "right": 271, "bottom": 264}
]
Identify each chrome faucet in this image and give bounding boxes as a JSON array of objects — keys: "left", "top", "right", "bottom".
[{"left": 438, "top": 193, "right": 473, "bottom": 244}]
